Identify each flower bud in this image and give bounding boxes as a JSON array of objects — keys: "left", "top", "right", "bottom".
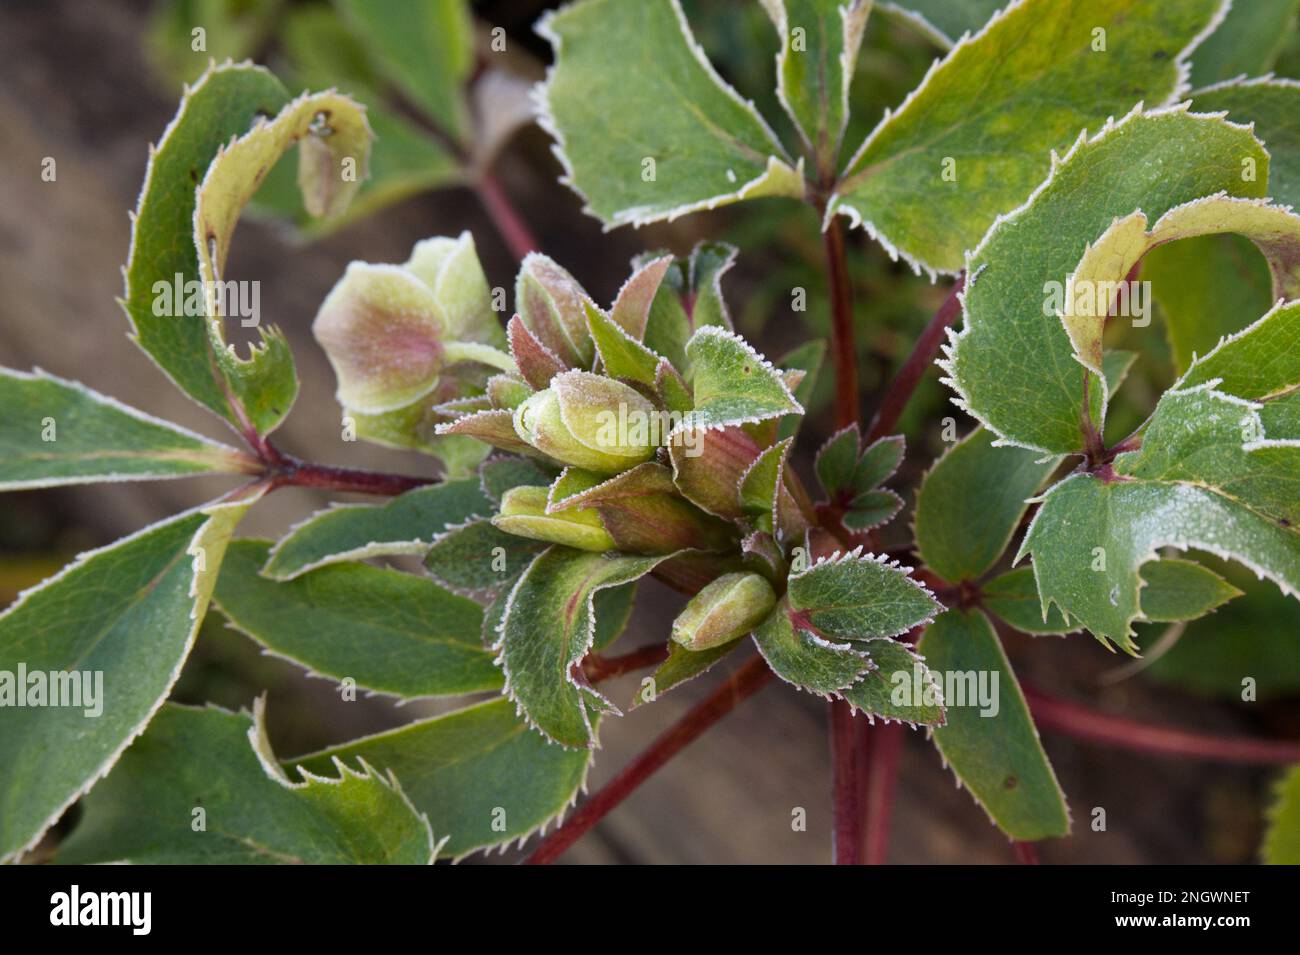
[
  {"left": 493, "top": 486, "right": 614, "bottom": 552},
  {"left": 313, "top": 262, "right": 449, "bottom": 414},
  {"left": 512, "top": 371, "right": 659, "bottom": 474},
  {"left": 515, "top": 253, "right": 595, "bottom": 368},
  {"left": 671, "top": 572, "right": 776, "bottom": 650},
  {"left": 405, "top": 232, "right": 506, "bottom": 349}
]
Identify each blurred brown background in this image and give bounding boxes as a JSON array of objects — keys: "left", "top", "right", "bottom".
[{"left": 1, "top": 0, "right": 1295, "bottom": 863}]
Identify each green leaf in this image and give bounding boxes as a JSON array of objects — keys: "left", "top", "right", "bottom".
[
  {"left": 631, "top": 639, "right": 743, "bottom": 709},
  {"left": 761, "top": 0, "right": 873, "bottom": 164},
  {"left": 914, "top": 427, "right": 1060, "bottom": 583},
  {"left": 830, "top": 0, "right": 1227, "bottom": 275},
  {"left": 1145, "top": 566, "right": 1300, "bottom": 699},
  {"left": 586, "top": 302, "right": 662, "bottom": 386},
  {"left": 1189, "top": 0, "right": 1300, "bottom": 89},
  {"left": 877, "top": 0, "right": 1004, "bottom": 46},
  {"left": 126, "top": 62, "right": 371, "bottom": 434},
  {"left": 0, "top": 367, "right": 255, "bottom": 489},
  {"left": 334, "top": 0, "right": 474, "bottom": 142},
  {"left": 261, "top": 478, "right": 491, "bottom": 580},
  {"left": 1144, "top": 234, "right": 1273, "bottom": 375},
  {"left": 982, "top": 566, "right": 1078, "bottom": 635},
  {"left": 1263, "top": 766, "right": 1300, "bottom": 864},
  {"left": 754, "top": 599, "right": 944, "bottom": 723},
  {"left": 985, "top": 559, "right": 1240, "bottom": 635},
  {"left": 917, "top": 609, "right": 1069, "bottom": 839},
  {"left": 680, "top": 327, "right": 802, "bottom": 433},
  {"left": 1059, "top": 198, "right": 1300, "bottom": 379},
  {"left": 640, "top": 242, "right": 738, "bottom": 377},
  {"left": 479, "top": 456, "right": 555, "bottom": 503},
  {"left": 842, "top": 489, "right": 903, "bottom": 532},
  {"left": 1138, "top": 557, "right": 1242, "bottom": 622},
  {"left": 58, "top": 702, "right": 436, "bottom": 864},
  {"left": 256, "top": 5, "right": 463, "bottom": 237},
  {"left": 752, "top": 598, "right": 873, "bottom": 695},
  {"left": 537, "top": 0, "right": 805, "bottom": 229},
  {"left": 1192, "top": 78, "right": 1300, "bottom": 207},
  {"left": 291, "top": 697, "right": 593, "bottom": 857},
  {"left": 944, "top": 107, "right": 1266, "bottom": 453},
  {"left": 496, "top": 547, "right": 673, "bottom": 747},
  {"left": 0, "top": 496, "right": 254, "bottom": 861},
  {"left": 424, "top": 520, "right": 547, "bottom": 595},
  {"left": 838, "top": 636, "right": 946, "bottom": 725},
  {"left": 1020, "top": 368, "right": 1300, "bottom": 647},
  {"left": 776, "top": 340, "right": 825, "bottom": 441},
  {"left": 145, "top": 0, "right": 284, "bottom": 85},
  {"left": 786, "top": 549, "right": 942, "bottom": 640},
  {"left": 214, "top": 540, "right": 501, "bottom": 699}
]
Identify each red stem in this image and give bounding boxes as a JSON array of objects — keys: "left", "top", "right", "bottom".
[
  {"left": 830, "top": 702, "right": 861, "bottom": 864},
  {"left": 1012, "top": 841, "right": 1041, "bottom": 865},
  {"left": 860, "top": 722, "right": 904, "bottom": 864},
  {"left": 266, "top": 452, "right": 436, "bottom": 496},
  {"left": 476, "top": 170, "right": 539, "bottom": 261},
  {"left": 584, "top": 644, "right": 670, "bottom": 683},
  {"left": 525, "top": 656, "right": 774, "bottom": 864},
  {"left": 1023, "top": 685, "right": 1300, "bottom": 764},
  {"left": 867, "top": 274, "right": 965, "bottom": 442},
  {"left": 820, "top": 216, "right": 860, "bottom": 432}
]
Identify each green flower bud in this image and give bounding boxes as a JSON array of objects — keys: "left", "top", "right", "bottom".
[
  {"left": 671, "top": 572, "right": 776, "bottom": 650},
  {"left": 405, "top": 231, "right": 506, "bottom": 349},
  {"left": 493, "top": 486, "right": 614, "bottom": 552},
  {"left": 512, "top": 371, "right": 660, "bottom": 473},
  {"left": 515, "top": 253, "right": 595, "bottom": 368}
]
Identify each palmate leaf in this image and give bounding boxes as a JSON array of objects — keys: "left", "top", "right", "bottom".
[
  {"left": 0, "top": 367, "right": 256, "bottom": 489},
  {"left": 914, "top": 427, "right": 1060, "bottom": 584},
  {"left": 126, "top": 61, "right": 371, "bottom": 435},
  {"left": 537, "top": 0, "right": 805, "bottom": 229},
  {"left": 496, "top": 547, "right": 675, "bottom": 748},
  {"left": 916, "top": 609, "right": 1069, "bottom": 839},
  {"left": 829, "top": 0, "right": 1229, "bottom": 276},
  {"left": 760, "top": 0, "right": 873, "bottom": 165},
  {"left": 943, "top": 107, "right": 1267, "bottom": 454},
  {"left": 0, "top": 494, "right": 256, "bottom": 861},
  {"left": 214, "top": 540, "right": 502, "bottom": 700},
  {"left": 1021, "top": 308, "right": 1300, "bottom": 646},
  {"left": 58, "top": 702, "right": 436, "bottom": 864},
  {"left": 291, "top": 697, "right": 594, "bottom": 858},
  {"left": 260, "top": 477, "right": 491, "bottom": 580}
]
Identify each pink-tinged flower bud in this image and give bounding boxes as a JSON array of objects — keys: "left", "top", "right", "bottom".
[
  {"left": 672, "top": 572, "right": 776, "bottom": 650},
  {"left": 493, "top": 486, "right": 614, "bottom": 552},
  {"left": 515, "top": 253, "right": 595, "bottom": 368},
  {"left": 512, "top": 371, "right": 659, "bottom": 474},
  {"left": 313, "top": 262, "right": 450, "bottom": 414}
]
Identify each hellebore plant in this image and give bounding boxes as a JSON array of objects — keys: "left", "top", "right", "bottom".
[{"left": 3, "top": 0, "right": 1300, "bottom": 865}]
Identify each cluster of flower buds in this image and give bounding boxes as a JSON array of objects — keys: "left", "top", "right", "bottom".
[{"left": 316, "top": 238, "right": 820, "bottom": 653}]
